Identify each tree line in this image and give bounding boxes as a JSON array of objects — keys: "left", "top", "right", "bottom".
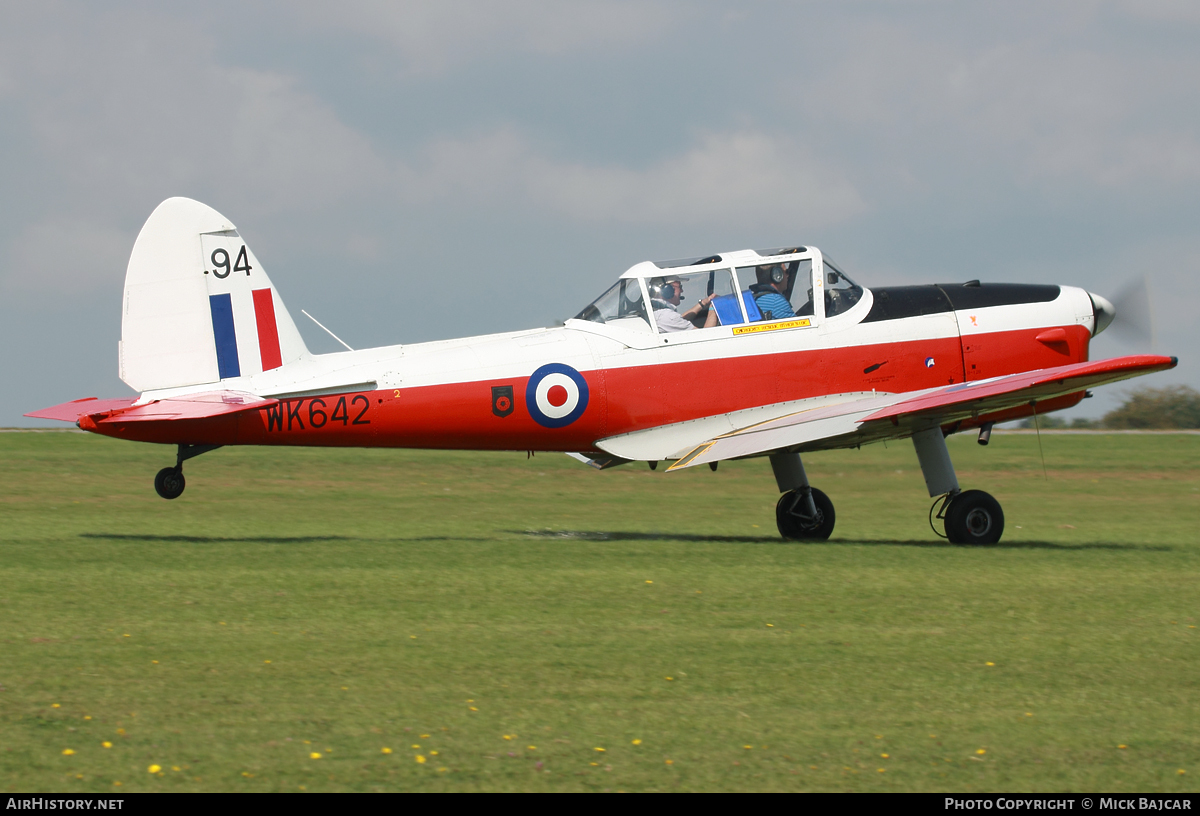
[{"left": 1017, "top": 386, "right": 1200, "bottom": 429}]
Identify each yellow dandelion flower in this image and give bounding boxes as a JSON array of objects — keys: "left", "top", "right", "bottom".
[
  {"left": 632, "top": 739, "right": 642, "bottom": 745},
  {"left": 172, "top": 766, "right": 180, "bottom": 772},
  {"left": 875, "top": 735, "right": 883, "bottom": 739},
  {"left": 410, "top": 635, "right": 417, "bottom": 639},
  {"left": 766, "top": 624, "right": 774, "bottom": 627},
  {"left": 645, "top": 581, "right": 653, "bottom": 584},
  {"left": 148, "top": 764, "right": 161, "bottom": 774},
  {"left": 241, "top": 772, "right": 252, "bottom": 777},
  {"left": 340, "top": 686, "right": 348, "bottom": 690},
  {"left": 412, "top": 744, "right": 420, "bottom": 749},
  {"left": 743, "top": 745, "right": 752, "bottom": 750},
  {"left": 264, "top": 660, "right": 271, "bottom": 664},
  {"left": 102, "top": 742, "right": 112, "bottom": 748},
  {"left": 881, "top": 753, "right": 889, "bottom": 758},
  {"left": 52, "top": 703, "right": 61, "bottom": 708},
  {"left": 1118, "top": 744, "right": 1127, "bottom": 749},
  {"left": 113, "top": 782, "right": 121, "bottom": 787},
  {"left": 123, "top": 634, "right": 130, "bottom": 638},
  {"left": 986, "top": 662, "right": 995, "bottom": 666},
  {"left": 976, "top": 749, "right": 986, "bottom": 755},
  {"left": 1026, "top": 713, "right": 1033, "bottom": 717},
  {"left": 84, "top": 716, "right": 91, "bottom": 720},
  {"left": 527, "top": 746, "right": 536, "bottom": 751},
  {"left": 310, "top": 752, "right": 321, "bottom": 759},
  {"left": 116, "top": 729, "right": 125, "bottom": 735},
  {"left": 152, "top": 660, "right": 158, "bottom": 664},
  {"left": 665, "top": 676, "right": 674, "bottom": 681},
  {"left": 665, "top": 759, "right": 673, "bottom": 765},
  {"left": 420, "top": 734, "right": 429, "bottom": 738},
  {"left": 503, "top": 735, "right": 513, "bottom": 740},
  {"left": 303, "top": 740, "right": 311, "bottom": 744},
  {"left": 1178, "top": 769, "right": 1186, "bottom": 775},
  {"left": 594, "top": 747, "right": 606, "bottom": 752},
  {"left": 590, "top": 762, "right": 599, "bottom": 766},
  {"left": 416, "top": 755, "right": 426, "bottom": 764},
  {"left": 62, "top": 749, "right": 75, "bottom": 755},
  {"left": 469, "top": 707, "right": 478, "bottom": 712},
  {"left": 381, "top": 747, "right": 392, "bottom": 754},
  {"left": 877, "top": 768, "right": 886, "bottom": 773},
  {"left": 431, "top": 751, "right": 438, "bottom": 756}
]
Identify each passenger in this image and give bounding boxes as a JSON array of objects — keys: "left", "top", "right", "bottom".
[
  {"left": 749, "top": 264, "right": 796, "bottom": 321},
  {"left": 649, "top": 278, "right": 717, "bottom": 332}
]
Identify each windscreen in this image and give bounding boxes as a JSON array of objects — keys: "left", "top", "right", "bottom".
[
  {"left": 574, "top": 279, "right": 651, "bottom": 331},
  {"left": 821, "top": 256, "right": 864, "bottom": 317}
]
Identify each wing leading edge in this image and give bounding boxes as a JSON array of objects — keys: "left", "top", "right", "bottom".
[{"left": 667, "top": 355, "right": 1177, "bottom": 471}]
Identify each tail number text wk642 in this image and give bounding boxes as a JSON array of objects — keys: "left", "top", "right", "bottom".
[{"left": 264, "top": 396, "right": 371, "bottom": 432}]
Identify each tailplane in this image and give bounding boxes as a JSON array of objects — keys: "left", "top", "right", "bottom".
[{"left": 119, "top": 197, "right": 309, "bottom": 392}]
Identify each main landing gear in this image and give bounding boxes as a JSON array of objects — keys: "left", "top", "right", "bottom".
[
  {"left": 153, "top": 444, "right": 222, "bottom": 500},
  {"left": 771, "top": 453, "right": 836, "bottom": 540},
  {"left": 769, "top": 427, "right": 1005, "bottom": 545},
  {"left": 913, "top": 427, "right": 1004, "bottom": 545}
]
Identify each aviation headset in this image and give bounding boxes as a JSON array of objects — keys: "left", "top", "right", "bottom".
[{"left": 651, "top": 278, "right": 682, "bottom": 299}]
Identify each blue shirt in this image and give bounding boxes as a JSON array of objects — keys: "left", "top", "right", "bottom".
[{"left": 752, "top": 289, "right": 795, "bottom": 321}]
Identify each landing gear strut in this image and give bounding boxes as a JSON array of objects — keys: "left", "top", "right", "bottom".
[
  {"left": 153, "top": 444, "right": 222, "bottom": 500},
  {"left": 770, "top": 452, "right": 835, "bottom": 540},
  {"left": 914, "top": 427, "right": 1005, "bottom": 545}
]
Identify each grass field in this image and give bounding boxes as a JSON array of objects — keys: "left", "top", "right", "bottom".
[{"left": 0, "top": 430, "right": 1197, "bottom": 792}]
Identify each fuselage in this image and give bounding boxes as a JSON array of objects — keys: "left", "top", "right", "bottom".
[{"left": 87, "top": 277, "right": 1100, "bottom": 456}]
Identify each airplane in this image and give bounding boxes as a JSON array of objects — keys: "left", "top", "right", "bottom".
[{"left": 27, "top": 197, "right": 1176, "bottom": 545}]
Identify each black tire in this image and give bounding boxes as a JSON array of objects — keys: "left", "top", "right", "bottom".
[
  {"left": 944, "top": 489, "right": 1003, "bottom": 545},
  {"left": 776, "top": 487, "right": 835, "bottom": 540},
  {"left": 154, "top": 467, "right": 185, "bottom": 500}
]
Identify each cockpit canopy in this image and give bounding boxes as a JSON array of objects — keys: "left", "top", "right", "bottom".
[{"left": 573, "top": 247, "right": 863, "bottom": 334}]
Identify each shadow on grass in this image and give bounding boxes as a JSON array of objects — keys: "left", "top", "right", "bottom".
[
  {"left": 79, "top": 533, "right": 489, "bottom": 544},
  {"left": 515, "top": 529, "right": 1173, "bottom": 552}
]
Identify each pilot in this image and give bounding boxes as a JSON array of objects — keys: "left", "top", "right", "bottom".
[
  {"left": 749, "top": 264, "right": 796, "bottom": 321},
  {"left": 650, "top": 277, "right": 718, "bottom": 332}
]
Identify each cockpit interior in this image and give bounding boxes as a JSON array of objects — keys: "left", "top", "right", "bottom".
[{"left": 573, "top": 247, "right": 864, "bottom": 335}]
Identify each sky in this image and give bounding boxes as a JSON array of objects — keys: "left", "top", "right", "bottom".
[{"left": 3, "top": 0, "right": 1198, "bottom": 426}]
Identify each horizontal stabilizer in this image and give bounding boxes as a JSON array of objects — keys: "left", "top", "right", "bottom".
[
  {"left": 25, "top": 397, "right": 139, "bottom": 423},
  {"left": 26, "top": 391, "right": 275, "bottom": 428},
  {"left": 94, "top": 391, "right": 276, "bottom": 424}
]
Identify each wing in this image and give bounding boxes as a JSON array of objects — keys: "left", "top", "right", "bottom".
[
  {"left": 663, "top": 354, "right": 1176, "bottom": 471},
  {"left": 27, "top": 391, "right": 276, "bottom": 429}
]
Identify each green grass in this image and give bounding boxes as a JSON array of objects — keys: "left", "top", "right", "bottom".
[{"left": 0, "top": 431, "right": 1197, "bottom": 792}]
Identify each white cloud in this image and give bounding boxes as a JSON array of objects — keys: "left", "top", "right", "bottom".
[
  {"left": 286, "top": 0, "right": 676, "bottom": 74},
  {"left": 402, "top": 128, "right": 866, "bottom": 229},
  {"left": 795, "top": 13, "right": 1200, "bottom": 191}
]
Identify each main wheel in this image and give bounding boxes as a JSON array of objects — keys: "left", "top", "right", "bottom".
[
  {"left": 944, "top": 489, "right": 1003, "bottom": 545},
  {"left": 776, "top": 487, "right": 835, "bottom": 540},
  {"left": 154, "top": 467, "right": 186, "bottom": 500}
]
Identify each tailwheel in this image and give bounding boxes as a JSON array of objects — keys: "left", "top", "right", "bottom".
[
  {"left": 776, "top": 487, "right": 835, "bottom": 541},
  {"left": 154, "top": 466, "right": 186, "bottom": 500},
  {"left": 944, "top": 489, "right": 1003, "bottom": 545}
]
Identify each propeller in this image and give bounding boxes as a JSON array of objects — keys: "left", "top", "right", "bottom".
[{"left": 1089, "top": 275, "right": 1156, "bottom": 352}]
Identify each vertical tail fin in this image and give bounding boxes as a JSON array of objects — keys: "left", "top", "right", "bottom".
[{"left": 119, "top": 198, "right": 309, "bottom": 392}]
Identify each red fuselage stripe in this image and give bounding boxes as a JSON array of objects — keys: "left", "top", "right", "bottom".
[
  {"left": 252, "top": 289, "right": 283, "bottom": 371},
  {"left": 90, "top": 324, "right": 1095, "bottom": 451}
]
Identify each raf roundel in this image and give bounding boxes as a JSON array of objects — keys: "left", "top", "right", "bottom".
[{"left": 526, "top": 363, "right": 589, "bottom": 428}]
